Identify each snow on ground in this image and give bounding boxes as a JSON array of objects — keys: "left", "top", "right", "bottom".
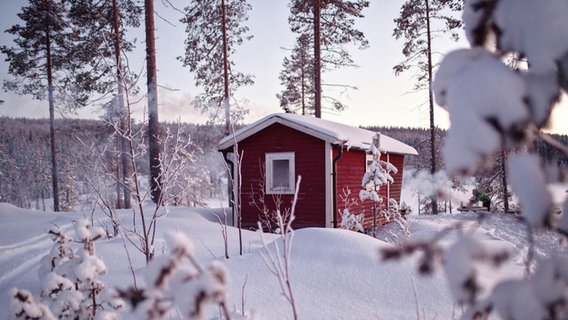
[{"left": 0, "top": 197, "right": 567, "bottom": 319}]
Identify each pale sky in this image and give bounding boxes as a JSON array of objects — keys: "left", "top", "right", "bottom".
[{"left": 1, "top": 0, "right": 567, "bottom": 134}]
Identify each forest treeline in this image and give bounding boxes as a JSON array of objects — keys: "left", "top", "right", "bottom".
[
  {"left": 0, "top": 117, "right": 227, "bottom": 210},
  {"left": 367, "top": 125, "right": 568, "bottom": 171},
  {"left": 1, "top": 117, "right": 566, "bottom": 210}
]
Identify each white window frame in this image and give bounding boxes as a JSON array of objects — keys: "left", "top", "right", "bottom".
[
  {"left": 365, "top": 153, "right": 374, "bottom": 172},
  {"left": 265, "top": 152, "right": 295, "bottom": 194}
]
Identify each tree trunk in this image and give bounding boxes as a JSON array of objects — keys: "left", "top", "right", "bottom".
[
  {"left": 145, "top": 0, "right": 162, "bottom": 204},
  {"left": 45, "top": 21, "right": 59, "bottom": 212},
  {"left": 115, "top": 154, "right": 122, "bottom": 208},
  {"left": 301, "top": 66, "right": 306, "bottom": 115},
  {"left": 425, "top": 0, "right": 438, "bottom": 214},
  {"left": 313, "top": 0, "right": 322, "bottom": 118},
  {"left": 221, "top": 0, "right": 231, "bottom": 135},
  {"left": 501, "top": 146, "right": 510, "bottom": 212},
  {"left": 113, "top": 0, "right": 131, "bottom": 209}
]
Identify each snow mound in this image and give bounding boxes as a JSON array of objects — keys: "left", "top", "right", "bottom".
[{"left": 224, "top": 227, "right": 454, "bottom": 319}]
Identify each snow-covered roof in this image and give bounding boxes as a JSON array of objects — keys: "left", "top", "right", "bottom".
[{"left": 219, "top": 113, "right": 418, "bottom": 155}]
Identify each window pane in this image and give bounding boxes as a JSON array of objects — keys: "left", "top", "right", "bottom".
[{"left": 272, "top": 159, "right": 290, "bottom": 189}]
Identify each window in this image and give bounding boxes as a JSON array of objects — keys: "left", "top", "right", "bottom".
[
  {"left": 266, "top": 152, "right": 295, "bottom": 194},
  {"left": 365, "top": 153, "right": 374, "bottom": 172}
]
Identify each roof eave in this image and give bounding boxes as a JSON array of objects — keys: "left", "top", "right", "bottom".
[{"left": 218, "top": 114, "right": 341, "bottom": 150}]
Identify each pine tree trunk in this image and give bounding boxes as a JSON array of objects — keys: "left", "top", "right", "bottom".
[
  {"left": 501, "top": 147, "right": 510, "bottom": 212},
  {"left": 313, "top": 0, "right": 322, "bottom": 118},
  {"left": 45, "top": 22, "right": 59, "bottom": 212},
  {"left": 112, "top": 0, "right": 131, "bottom": 209},
  {"left": 425, "top": 0, "right": 438, "bottom": 214},
  {"left": 301, "top": 66, "right": 306, "bottom": 115},
  {"left": 221, "top": 0, "right": 231, "bottom": 135},
  {"left": 145, "top": 0, "right": 162, "bottom": 204}
]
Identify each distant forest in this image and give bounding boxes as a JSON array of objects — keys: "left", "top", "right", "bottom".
[
  {"left": 1, "top": 117, "right": 566, "bottom": 210},
  {"left": 0, "top": 118, "right": 226, "bottom": 210},
  {"left": 366, "top": 126, "right": 568, "bottom": 171}
]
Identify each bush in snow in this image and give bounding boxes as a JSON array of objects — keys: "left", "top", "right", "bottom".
[
  {"left": 360, "top": 132, "right": 407, "bottom": 236},
  {"left": 10, "top": 288, "right": 56, "bottom": 320},
  {"left": 10, "top": 220, "right": 121, "bottom": 319},
  {"left": 118, "top": 231, "right": 230, "bottom": 320},
  {"left": 341, "top": 208, "right": 365, "bottom": 232},
  {"left": 339, "top": 188, "right": 365, "bottom": 232},
  {"left": 384, "top": 0, "right": 568, "bottom": 319}
]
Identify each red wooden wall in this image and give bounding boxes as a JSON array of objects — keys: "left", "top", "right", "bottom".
[
  {"left": 334, "top": 148, "right": 406, "bottom": 229},
  {"left": 238, "top": 123, "right": 327, "bottom": 230}
]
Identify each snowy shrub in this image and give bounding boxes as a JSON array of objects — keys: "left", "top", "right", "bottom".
[
  {"left": 11, "top": 220, "right": 121, "bottom": 320},
  {"left": 10, "top": 288, "right": 56, "bottom": 320},
  {"left": 341, "top": 208, "right": 365, "bottom": 232},
  {"left": 380, "top": 216, "right": 511, "bottom": 314},
  {"left": 119, "top": 231, "right": 230, "bottom": 320},
  {"left": 507, "top": 153, "right": 553, "bottom": 229},
  {"left": 384, "top": 0, "right": 568, "bottom": 318},
  {"left": 360, "top": 132, "right": 406, "bottom": 235},
  {"left": 339, "top": 188, "right": 364, "bottom": 232}
]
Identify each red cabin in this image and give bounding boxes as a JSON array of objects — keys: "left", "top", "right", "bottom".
[{"left": 219, "top": 113, "right": 418, "bottom": 231}]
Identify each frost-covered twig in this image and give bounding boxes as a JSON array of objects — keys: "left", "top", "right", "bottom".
[
  {"left": 213, "top": 209, "right": 230, "bottom": 259},
  {"left": 241, "top": 274, "right": 248, "bottom": 319},
  {"left": 119, "top": 231, "right": 231, "bottom": 320},
  {"left": 221, "top": 128, "right": 244, "bottom": 256},
  {"left": 250, "top": 159, "right": 292, "bottom": 233},
  {"left": 339, "top": 188, "right": 365, "bottom": 232},
  {"left": 258, "top": 176, "right": 301, "bottom": 320},
  {"left": 411, "top": 278, "right": 422, "bottom": 320}
]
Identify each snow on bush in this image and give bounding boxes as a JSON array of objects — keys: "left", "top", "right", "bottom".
[
  {"left": 10, "top": 288, "right": 56, "bottom": 320},
  {"left": 11, "top": 220, "right": 120, "bottom": 319},
  {"left": 507, "top": 153, "right": 553, "bottom": 229},
  {"left": 385, "top": 0, "right": 568, "bottom": 318},
  {"left": 433, "top": 47, "right": 528, "bottom": 175},
  {"left": 120, "top": 231, "right": 230, "bottom": 320},
  {"left": 341, "top": 208, "right": 365, "bottom": 232},
  {"left": 359, "top": 132, "right": 401, "bottom": 223}
]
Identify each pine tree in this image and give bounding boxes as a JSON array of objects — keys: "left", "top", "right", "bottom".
[
  {"left": 178, "top": 0, "right": 254, "bottom": 133},
  {"left": 284, "top": 0, "right": 369, "bottom": 118},
  {"left": 144, "top": 0, "right": 163, "bottom": 204},
  {"left": 277, "top": 34, "right": 315, "bottom": 115},
  {"left": 67, "top": 0, "right": 142, "bottom": 209},
  {"left": 393, "top": 0, "right": 462, "bottom": 214},
  {"left": 1, "top": 0, "right": 75, "bottom": 212}
]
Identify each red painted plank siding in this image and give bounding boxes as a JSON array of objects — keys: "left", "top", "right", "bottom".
[
  {"left": 237, "top": 123, "right": 327, "bottom": 229},
  {"left": 334, "top": 148, "right": 406, "bottom": 230}
]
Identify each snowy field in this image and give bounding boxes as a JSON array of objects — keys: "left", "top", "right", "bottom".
[{"left": 1, "top": 184, "right": 567, "bottom": 319}]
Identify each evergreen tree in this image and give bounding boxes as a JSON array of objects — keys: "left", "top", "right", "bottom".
[
  {"left": 277, "top": 34, "right": 315, "bottom": 115},
  {"left": 178, "top": 0, "right": 254, "bottom": 133},
  {"left": 284, "top": 0, "right": 369, "bottom": 118},
  {"left": 1, "top": 0, "right": 76, "bottom": 211},
  {"left": 393, "top": 0, "right": 462, "bottom": 214},
  {"left": 67, "top": 0, "right": 142, "bottom": 209}
]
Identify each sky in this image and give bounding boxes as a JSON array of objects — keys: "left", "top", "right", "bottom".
[{"left": 1, "top": 0, "right": 567, "bottom": 134}]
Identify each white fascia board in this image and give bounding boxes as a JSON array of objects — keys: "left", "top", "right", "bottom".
[{"left": 218, "top": 114, "right": 342, "bottom": 150}]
